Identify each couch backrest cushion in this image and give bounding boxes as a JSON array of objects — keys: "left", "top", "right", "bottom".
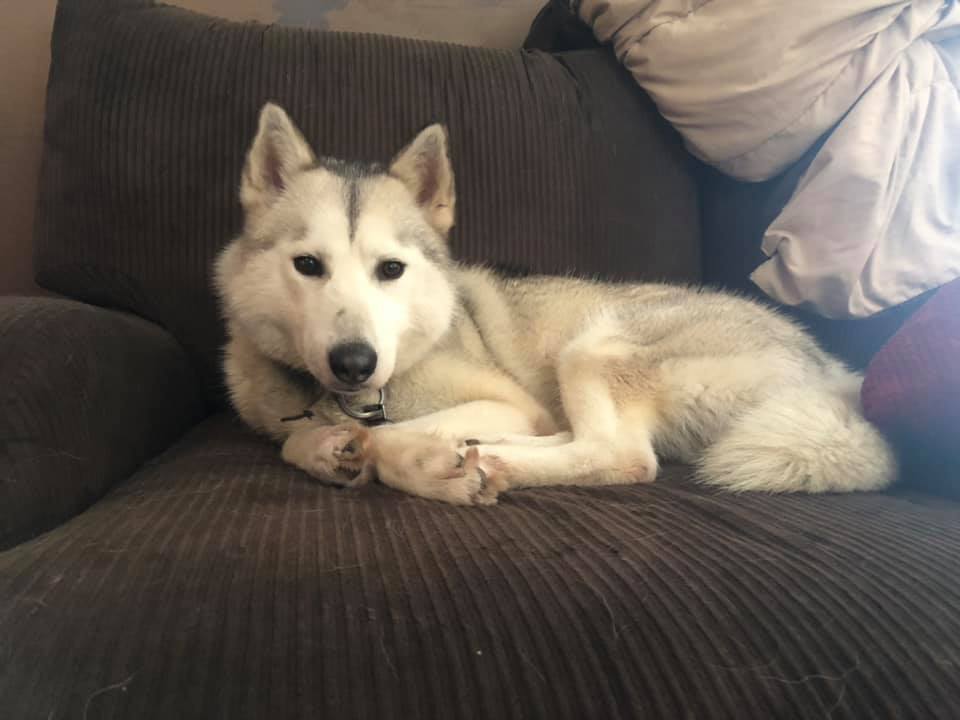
[{"left": 35, "top": 0, "right": 700, "bottom": 400}]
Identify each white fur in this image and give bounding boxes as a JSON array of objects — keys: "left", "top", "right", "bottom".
[
  {"left": 698, "top": 385, "right": 897, "bottom": 493},
  {"left": 216, "top": 104, "right": 898, "bottom": 506}
]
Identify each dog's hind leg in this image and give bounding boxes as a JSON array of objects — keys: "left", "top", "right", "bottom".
[{"left": 467, "top": 332, "right": 660, "bottom": 491}]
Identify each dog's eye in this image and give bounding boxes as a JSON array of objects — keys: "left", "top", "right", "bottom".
[
  {"left": 293, "top": 255, "right": 324, "bottom": 277},
  {"left": 377, "top": 260, "right": 406, "bottom": 281}
]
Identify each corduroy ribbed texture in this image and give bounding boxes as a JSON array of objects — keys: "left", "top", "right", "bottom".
[
  {"left": 0, "top": 297, "right": 205, "bottom": 549},
  {"left": 34, "top": 0, "right": 699, "bottom": 403},
  {"left": 2, "top": 413, "right": 960, "bottom": 719}
]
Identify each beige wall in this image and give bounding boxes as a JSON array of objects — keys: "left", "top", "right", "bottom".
[
  {"left": 0, "top": 0, "right": 543, "bottom": 295},
  {"left": 0, "top": 0, "right": 58, "bottom": 295}
]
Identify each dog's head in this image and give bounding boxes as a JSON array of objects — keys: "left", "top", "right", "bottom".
[{"left": 216, "top": 103, "right": 458, "bottom": 394}]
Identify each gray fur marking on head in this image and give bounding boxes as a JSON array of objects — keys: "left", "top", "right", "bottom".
[{"left": 313, "top": 158, "right": 385, "bottom": 241}]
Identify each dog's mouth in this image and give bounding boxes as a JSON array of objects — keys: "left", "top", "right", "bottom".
[
  {"left": 327, "top": 384, "right": 369, "bottom": 396},
  {"left": 322, "top": 377, "right": 387, "bottom": 397},
  {"left": 304, "top": 362, "right": 380, "bottom": 396}
]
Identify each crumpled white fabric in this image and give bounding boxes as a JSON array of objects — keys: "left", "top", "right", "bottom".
[{"left": 579, "top": 0, "right": 960, "bottom": 318}]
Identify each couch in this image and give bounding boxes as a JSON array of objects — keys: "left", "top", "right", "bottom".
[{"left": 2, "top": 1, "right": 959, "bottom": 718}]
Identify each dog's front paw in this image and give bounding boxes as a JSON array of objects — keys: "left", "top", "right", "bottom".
[
  {"left": 440, "top": 447, "right": 506, "bottom": 506},
  {"left": 281, "top": 423, "right": 373, "bottom": 487},
  {"left": 373, "top": 432, "right": 506, "bottom": 506}
]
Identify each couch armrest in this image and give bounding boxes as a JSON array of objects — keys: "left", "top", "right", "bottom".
[{"left": 0, "top": 297, "right": 205, "bottom": 548}]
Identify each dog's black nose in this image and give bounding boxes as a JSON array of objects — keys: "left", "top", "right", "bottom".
[{"left": 328, "top": 342, "right": 378, "bottom": 386}]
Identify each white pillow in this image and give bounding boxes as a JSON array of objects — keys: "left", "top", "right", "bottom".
[{"left": 579, "top": 0, "right": 951, "bottom": 180}]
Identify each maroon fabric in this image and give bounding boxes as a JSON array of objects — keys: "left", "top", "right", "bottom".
[{"left": 861, "top": 277, "right": 960, "bottom": 463}]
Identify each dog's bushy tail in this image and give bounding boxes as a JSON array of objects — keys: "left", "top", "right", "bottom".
[{"left": 697, "top": 378, "right": 896, "bottom": 493}]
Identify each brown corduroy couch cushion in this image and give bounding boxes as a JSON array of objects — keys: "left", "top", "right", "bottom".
[
  {"left": 34, "top": 0, "right": 700, "bottom": 403},
  {"left": 3, "top": 413, "right": 960, "bottom": 719},
  {"left": 0, "top": 297, "right": 204, "bottom": 549}
]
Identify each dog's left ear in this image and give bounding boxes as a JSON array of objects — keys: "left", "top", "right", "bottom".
[{"left": 389, "top": 124, "right": 456, "bottom": 236}]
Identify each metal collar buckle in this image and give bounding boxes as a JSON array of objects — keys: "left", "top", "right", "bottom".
[{"left": 335, "top": 388, "right": 389, "bottom": 425}]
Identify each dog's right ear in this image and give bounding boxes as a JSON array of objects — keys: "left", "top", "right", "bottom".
[{"left": 240, "top": 103, "right": 315, "bottom": 216}]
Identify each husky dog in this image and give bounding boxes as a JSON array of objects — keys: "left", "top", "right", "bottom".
[{"left": 215, "top": 103, "right": 896, "bottom": 506}]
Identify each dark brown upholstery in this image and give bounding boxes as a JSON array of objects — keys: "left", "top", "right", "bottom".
[
  {"left": 3, "top": 414, "right": 960, "bottom": 719},
  {"left": 0, "top": 296, "right": 203, "bottom": 549},
  {"left": 2, "top": 1, "right": 960, "bottom": 718}
]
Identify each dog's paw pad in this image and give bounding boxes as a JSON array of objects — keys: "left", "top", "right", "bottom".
[{"left": 317, "top": 424, "right": 372, "bottom": 479}]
